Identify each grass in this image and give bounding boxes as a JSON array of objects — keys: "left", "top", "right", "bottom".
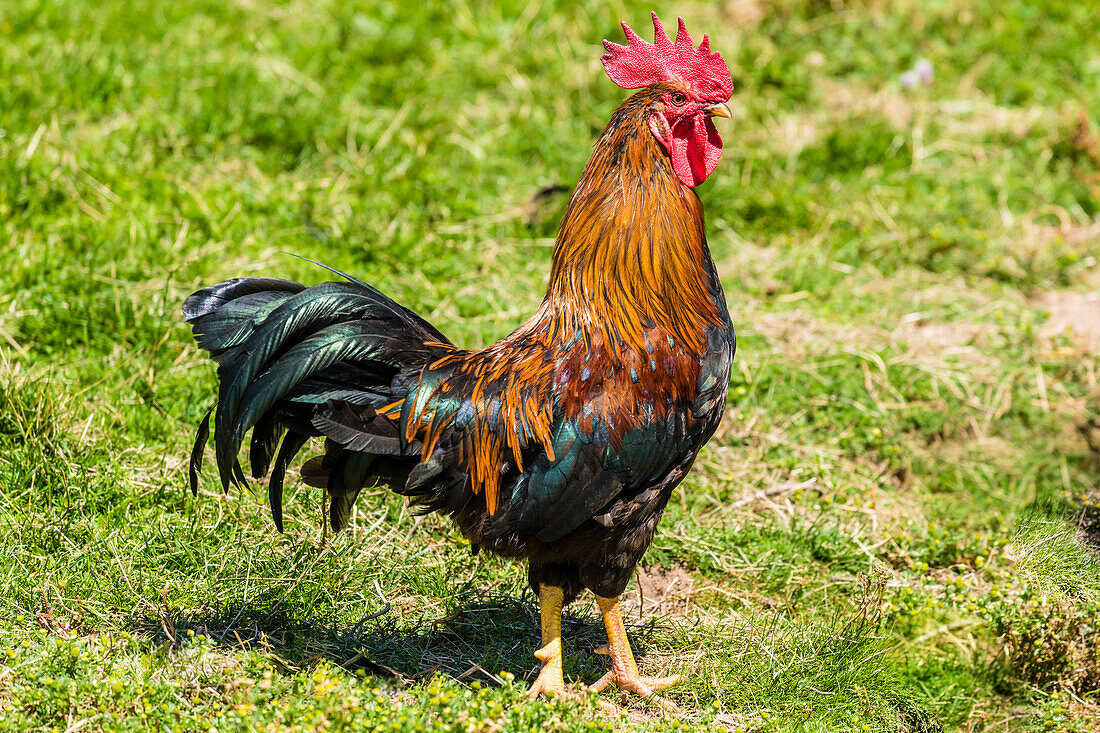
[{"left": 1, "top": 0, "right": 1099, "bottom": 730}]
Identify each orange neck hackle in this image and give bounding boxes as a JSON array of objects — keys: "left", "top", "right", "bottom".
[
  {"left": 541, "top": 85, "right": 725, "bottom": 357},
  {"left": 393, "top": 86, "right": 729, "bottom": 516}
]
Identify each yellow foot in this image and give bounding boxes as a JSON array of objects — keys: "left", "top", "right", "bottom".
[
  {"left": 528, "top": 584, "right": 568, "bottom": 699},
  {"left": 527, "top": 671, "right": 569, "bottom": 698},
  {"left": 587, "top": 668, "right": 683, "bottom": 712},
  {"left": 587, "top": 659, "right": 682, "bottom": 697},
  {"left": 590, "top": 596, "right": 684, "bottom": 713},
  {"left": 527, "top": 641, "right": 567, "bottom": 699}
]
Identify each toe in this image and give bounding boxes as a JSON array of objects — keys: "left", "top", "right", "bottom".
[
  {"left": 585, "top": 671, "right": 614, "bottom": 694},
  {"left": 528, "top": 680, "right": 558, "bottom": 699},
  {"left": 642, "top": 673, "right": 682, "bottom": 692},
  {"left": 619, "top": 677, "right": 683, "bottom": 713},
  {"left": 588, "top": 671, "right": 684, "bottom": 710},
  {"left": 527, "top": 669, "right": 568, "bottom": 699}
]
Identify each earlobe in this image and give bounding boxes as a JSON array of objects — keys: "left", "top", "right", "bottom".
[{"left": 648, "top": 111, "right": 672, "bottom": 150}]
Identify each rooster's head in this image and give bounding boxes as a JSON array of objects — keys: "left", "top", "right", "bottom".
[{"left": 602, "top": 12, "right": 733, "bottom": 188}]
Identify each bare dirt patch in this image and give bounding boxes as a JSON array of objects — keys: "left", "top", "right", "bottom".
[
  {"left": 896, "top": 318, "right": 984, "bottom": 358},
  {"left": 1038, "top": 290, "right": 1100, "bottom": 354},
  {"left": 620, "top": 564, "right": 698, "bottom": 619},
  {"left": 747, "top": 302, "right": 987, "bottom": 361}
]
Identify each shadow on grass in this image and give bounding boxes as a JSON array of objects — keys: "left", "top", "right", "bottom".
[{"left": 128, "top": 591, "right": 658, "bottom": 688}]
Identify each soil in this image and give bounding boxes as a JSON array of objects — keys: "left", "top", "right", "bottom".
[
  {"left": 619, "top": 564, "right": 697, "bottom": 618},
  {"left": 1038, "top": 290, "right": 1100, "bottom": 354}
]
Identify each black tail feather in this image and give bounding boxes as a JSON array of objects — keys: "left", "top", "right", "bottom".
[
  {"left": 249, "top": 413, "right": 284, "bottom": 479},
  {"left": 210, "top": 283, "right": 443, "bottom": 489},
  {"left": 269, "top": 430, "right": 311, "bottom": 533},
  {"left": 185, "top": 274, "right": 449, "bottom": 532},
  {"left": 311, "top": 400, "right": 415, "bottom": 456},
  {"left": 330, "top": 451, "right": 374, "bottom": 531},
  {"left": 231, "top": 458, "right": 247, "bottom": 491},
  {"left": 183, "top": 277, "right": 305, "bottom": 321},
  {"left": 189, "top": 408, "right": 213, "bottom": 497}
]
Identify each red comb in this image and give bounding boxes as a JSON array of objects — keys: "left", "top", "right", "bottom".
[{"left": 601, "top": 12, "right": 732, "bottom": 101}]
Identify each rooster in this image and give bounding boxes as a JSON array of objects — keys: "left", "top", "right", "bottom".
[{"left": 184, "top": 13, "right": 734, "bottom": 702}]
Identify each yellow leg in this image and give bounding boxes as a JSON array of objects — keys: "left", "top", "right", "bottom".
[
  {"left": 588, "top": 595, "right": 682, "bottom": 708},
  {"left": 527, "top": 584, "right": 567, "bottom": 698}
]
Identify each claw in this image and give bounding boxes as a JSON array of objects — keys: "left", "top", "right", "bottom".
[{"left": 533, "top": 645, "right": 554, "bottom": 662}]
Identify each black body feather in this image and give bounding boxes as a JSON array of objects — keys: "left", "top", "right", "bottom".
[{"left": 184, "top": 268, "right": 733, "bottom": 601}]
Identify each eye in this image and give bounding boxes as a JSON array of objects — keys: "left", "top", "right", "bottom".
[{"left": 669, "top": 92, "right": 686, "bottom": 106}]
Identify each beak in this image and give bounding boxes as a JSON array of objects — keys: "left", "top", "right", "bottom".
[{"left": 704, "top": 103, "right": 732, "bottom": 119}]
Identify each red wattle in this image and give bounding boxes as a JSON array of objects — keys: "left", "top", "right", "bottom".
[{"left": 668, "top": 114, "right": 722, "bottom": 188}]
